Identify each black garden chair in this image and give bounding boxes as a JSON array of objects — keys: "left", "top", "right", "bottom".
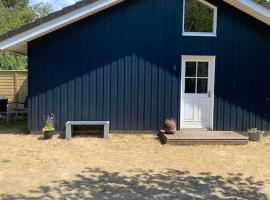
[
  {"left": 12, "top": 97, "right": 28, "bottom": 119},
  {"left": 16, "top": 97, "right": 28, "bottom": 117},
  {"left": 0, "top": 96, "right": 9, "bottom": 124}
]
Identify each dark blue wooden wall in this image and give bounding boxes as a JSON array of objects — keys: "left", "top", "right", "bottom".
[{"left": 28, "top": 0, "right": 270, "bottom": 131}]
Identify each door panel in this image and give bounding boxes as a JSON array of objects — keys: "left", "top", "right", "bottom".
[
  {"left": 197, "top": 97, "right": 208, "bottom": 122},
  {"left": 184, "top": 97, "right": 194, "bottom": 121}
]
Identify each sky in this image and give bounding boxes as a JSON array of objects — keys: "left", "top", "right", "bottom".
[{"left": 29, "top": 0, "right": 79, "bottom": 10}]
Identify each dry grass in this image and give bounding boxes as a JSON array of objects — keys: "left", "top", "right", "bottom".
[{"left": 0, "top": 124, "right": 270, "bottom": 199}]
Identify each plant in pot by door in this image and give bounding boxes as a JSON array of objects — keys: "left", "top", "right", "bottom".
[
  {"left": 42, "top": 114, "right": 55, "bottom": 139},
  {"left": 164, "top": 118, "right": 177, "bottom": 134},
  {"left": 248, "top": 128, "right": 264, "bottom": 142}
]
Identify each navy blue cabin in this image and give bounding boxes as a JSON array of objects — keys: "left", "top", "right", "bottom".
[{"left": 0, "top": 0, "right": 270, "bottom": 131}]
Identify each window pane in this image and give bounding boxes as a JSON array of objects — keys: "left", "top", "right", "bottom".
[
  {"left": 197, "top": 62, "right": 208, "bottom": 77},
  {"left": 185, "top": 78, "right": 196, "bottom": 93},
  {"left": 185, "top": 62, "right": 196, "bottom": 77},
  {"left": 197, "top": 78, "right": 208, "bottom": 93},
  {"left": 184, "top": 0, "right": 214, "bottom": 33}
]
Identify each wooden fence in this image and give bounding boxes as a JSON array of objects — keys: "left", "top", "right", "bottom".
[{"left": 0, "top": 70, "right": 28, "bottom": 103}]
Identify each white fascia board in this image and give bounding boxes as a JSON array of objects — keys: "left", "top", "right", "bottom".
[
  {"left": 224, "top": 0, "right": 270, "bottom": 25},
  {"left": 238, "top": 0, "right": 270, "bottom": 18}
]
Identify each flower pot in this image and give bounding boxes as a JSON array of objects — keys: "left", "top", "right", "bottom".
[
  {"left": 164, "top": 119, "right": 177, "bottom": 134},
  {"left": 44, "top": 131, "right": 54, "bottom": 139},
  {"left": 164, "top": 125, "right": 177, "bottom": 134},
  {"left": 248, "top": 131, "right": 264, "bottom": 141}
]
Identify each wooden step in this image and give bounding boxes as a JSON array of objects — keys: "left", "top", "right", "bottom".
[{"left": 159, "top": 130, "right": 248, "bottom": 145}]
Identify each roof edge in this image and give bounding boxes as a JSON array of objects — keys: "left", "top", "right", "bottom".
[
  {"left": 0, "top": 0, "right": 124, "bottom": 53},
  {"left": 224, "top": 0, "right": 270, "bottom": 24},
  {"left": 243, "top": 0, "right": 270, "bottom": 17}
]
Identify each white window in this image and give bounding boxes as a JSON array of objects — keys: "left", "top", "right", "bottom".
[{"left": 182, "top": 0, "right": 217, "bottom": 37}]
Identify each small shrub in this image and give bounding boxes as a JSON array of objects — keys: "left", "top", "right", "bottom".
[{"left": 247, "top": 128, "right": 258, "bottom": 133}]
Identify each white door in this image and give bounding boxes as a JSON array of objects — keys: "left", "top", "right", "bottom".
[{"left": 181, "top": 56, "right": 215, "bottom": 129}]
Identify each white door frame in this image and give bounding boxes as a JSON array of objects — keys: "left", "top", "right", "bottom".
[{"left": 180, "top": 55, "right": 216, "bottom": 130}]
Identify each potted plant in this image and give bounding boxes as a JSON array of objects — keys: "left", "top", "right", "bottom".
[
  {"left": 164, "top": 118, "right": 177, "bottom": 134},
  {"left": 42, "top": 113, "right": 55, "bottom": 139},
  {"left": 248, "top": 128, "right": 264, "bottom": 142}
]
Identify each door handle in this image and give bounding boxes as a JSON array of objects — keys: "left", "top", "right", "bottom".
[{"left": 208, "top": 91, "right": 211, "bottom": 98}]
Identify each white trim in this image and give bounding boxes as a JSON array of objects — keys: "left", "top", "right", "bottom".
[
  {"left": 182, "top": 32, "right": 217, "bottom": 37},
  {"left": 0, "top": 0, "right": 124, "bottom": 51},
  {"left": 180, "top": 55, "right": 216, "bottom": 130},
  {"left": 224, "top": 0, "right": 270, "bottom": 19},
  {"left": 224, "top": 0, "right": 270, "bottom": 27},
  {"left": 182, "top": 0, "right": 218, "bottom": 37}
]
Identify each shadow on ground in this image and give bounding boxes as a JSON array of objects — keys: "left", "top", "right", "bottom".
[{"left": 1, "top": 168, "right": 268, "bottom": 200}]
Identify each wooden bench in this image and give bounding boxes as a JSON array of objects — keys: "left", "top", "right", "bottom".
[{"left": 66, "top": 121, "right": 109, "bottom": 139}]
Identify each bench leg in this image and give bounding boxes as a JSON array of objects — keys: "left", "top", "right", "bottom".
[
  {"left": 103, "top": 122, "right": 109, "bottom": 139},
  {"left": 66, "top": 123, "right": 72, "bottom": 140}
]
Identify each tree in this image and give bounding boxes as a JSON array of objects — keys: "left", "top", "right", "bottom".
[
  {"left": 255, "top": 0, "right": 270, "bottom": 4},
  {"left": 0, "top": 0, "right": 28, "bottom": 10},
  {"left": 0, "top": 1, "right": 53, "bottom": 70},
  {"left": 31, "top": 2, "right": 53, "bottom": 18}
]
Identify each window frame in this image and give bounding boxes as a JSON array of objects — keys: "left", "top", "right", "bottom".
[{"left": 182, "top": 0, "right": 218, "bottom": 37}]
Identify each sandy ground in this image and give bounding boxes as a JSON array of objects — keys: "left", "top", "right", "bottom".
[{"left": 0, "top": 126, "right": 270, "bottom": 199}]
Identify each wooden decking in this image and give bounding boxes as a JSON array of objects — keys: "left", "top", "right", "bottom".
[{"left": 159, "top": 130, "right": 249, "bottom": 145}]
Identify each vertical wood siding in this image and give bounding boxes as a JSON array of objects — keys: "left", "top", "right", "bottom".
[{"left": 28, "top": 0, "right": 270, "bottom": 131}]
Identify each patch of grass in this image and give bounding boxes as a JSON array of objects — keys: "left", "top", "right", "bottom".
[
  {"left": 0, "top": 117, "right": 27, "bottom": 125},
  {"left": 0, "top": 118, "right": 28, "bottom": 134},
  {"left": 1, "top": 159, "right": 11, "bottom": 164}
]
